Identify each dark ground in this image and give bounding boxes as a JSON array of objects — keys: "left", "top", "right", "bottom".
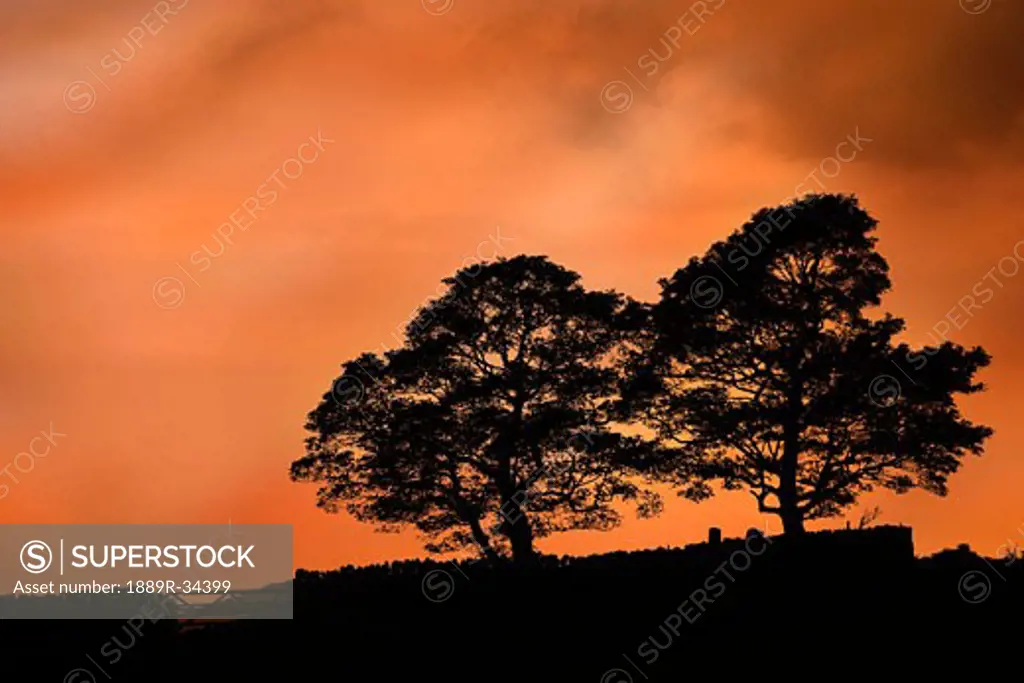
[{"left": 4, "top": 526, "right": 1020, "bottom": 682}]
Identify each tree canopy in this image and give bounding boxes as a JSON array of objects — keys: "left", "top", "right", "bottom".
[
  {"left": 628, "top": 193, "right": 992, "bottom": 533},
  {"left": 292, "top": 255, "right": 660, "bottom": 562},
  {"left": 294, "top": 194, "right": 993, "bottom": 544}
]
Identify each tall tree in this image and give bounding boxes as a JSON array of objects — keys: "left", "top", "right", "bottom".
[
  {"left": 292, "top": 255, "right": 659, "bottom": 563},
  {"left": 630, "top": 193, "right": 992, "bottom": 534}
]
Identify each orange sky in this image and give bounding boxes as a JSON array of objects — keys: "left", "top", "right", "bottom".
[{"left": 2, "top": 0, "right": 1023, "bottom": 568}]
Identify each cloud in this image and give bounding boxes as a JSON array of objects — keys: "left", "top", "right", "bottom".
[
  {"left": 5, "top": 0, "right": 1022, "bottom": 189},
  {"left": 452, "top": 0, "right": 1024, "bottom": 168}
]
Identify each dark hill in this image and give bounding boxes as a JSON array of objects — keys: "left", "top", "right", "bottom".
[{"left": 4, "top": 526, "right": 1020, "bottom": 681}]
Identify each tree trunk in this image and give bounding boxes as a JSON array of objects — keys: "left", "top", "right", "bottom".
[
  {"left": 505, "top": 515, "right": 536, "bottom": 565},
  {"left": 494, "top": 477, "right": 536, "bottom": 564},
  {"left": 778, "top": 440, "right": 805, "bottom": 535},
  {"left": 780, "top": 366, "right": 805, "bottom": 536},
  {"left": 467, "top": 517, "right": 501, "bottom": 564},
  {"left": 449, "top": 489, "right": 503, "bottom": 563},
  {"left": 778, "top": 442, "right": 807, "bottom": 535},
  {"left": 493, "top": 406, "right": 536, "bottom": 565},
  {"left": 779, "top": 503, "right": 805, "bottom": 535}
]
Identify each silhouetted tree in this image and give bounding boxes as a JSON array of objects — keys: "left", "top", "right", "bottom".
[
  {"left": 629, "top": 194, "right": 992, "bottom": 534},
  {"left": 292, "top": 255, "right": 660, "bottom": 564}
]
